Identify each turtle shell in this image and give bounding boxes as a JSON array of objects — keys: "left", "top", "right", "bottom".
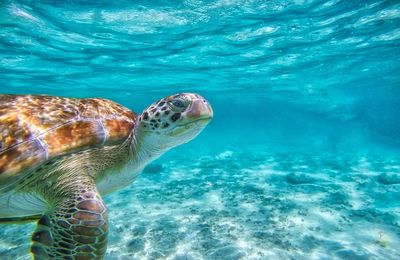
[{"left": 0, "top": 95, "right": 136, "bottom": 191}]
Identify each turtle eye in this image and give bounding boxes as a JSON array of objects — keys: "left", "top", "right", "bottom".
[
  {"left": 172, "top": 99, "right": 185, "bottom": 108},
  {"left": 168, "top": 98, "right": 187, "bottom": 111}
]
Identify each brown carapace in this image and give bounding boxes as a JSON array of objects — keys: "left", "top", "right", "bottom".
[{"left": 0, "top": 95, "right": 136, "bottom": 188}]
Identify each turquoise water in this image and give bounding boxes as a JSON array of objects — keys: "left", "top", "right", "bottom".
[{"left": 1, "top": 0, "right": 400, "bottom": 259}]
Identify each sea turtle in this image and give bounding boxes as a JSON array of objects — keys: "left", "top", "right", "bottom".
[{"left": 0, "top": 93, "right": 213, "bottom": 259}]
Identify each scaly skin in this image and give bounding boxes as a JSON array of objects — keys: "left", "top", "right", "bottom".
[{"left": 31, "top": 176, "right": 108, "bottom": 260}]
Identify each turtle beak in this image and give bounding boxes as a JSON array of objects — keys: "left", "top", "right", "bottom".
[{"left": 186, "top": 98, "right": 213, "bottom": 121}]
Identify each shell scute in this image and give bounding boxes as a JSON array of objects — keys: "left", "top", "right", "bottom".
[
  {"left": 1, "top": 112, "right": 34, "bottom": 149},
  {"left": 0, "top": 95, "right": 136, "bottom": 190},
  {"left": 0, "top": 139, "right": 47, "bottom": 180},
  {"left": 42, "top": 120, "right": 106, "bottom": 157}
]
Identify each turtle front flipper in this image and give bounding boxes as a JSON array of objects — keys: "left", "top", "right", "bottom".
[{"left": 30, "top": 176, "right": 108, "bottom": 259}]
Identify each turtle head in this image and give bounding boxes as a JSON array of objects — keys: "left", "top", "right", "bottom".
[{"left": 136, "top": 93, "right": 213, "bottom": 152}]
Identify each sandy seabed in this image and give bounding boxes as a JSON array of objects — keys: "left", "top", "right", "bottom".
[{"left": 1, "top": 150, "right": 399, "bottom": 260}]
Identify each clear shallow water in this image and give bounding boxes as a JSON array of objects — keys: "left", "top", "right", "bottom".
[{"left": 1, "top": 0, "right": 400, "bottom": 259}]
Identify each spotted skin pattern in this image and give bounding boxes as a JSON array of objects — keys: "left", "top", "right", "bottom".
[{"left": 139, "top": 93, "right": 205, "bottom": 132}]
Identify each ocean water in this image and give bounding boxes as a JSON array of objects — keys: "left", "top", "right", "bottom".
[{"left": 1, "top": 0, "right": 400, "bottom": 259}]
